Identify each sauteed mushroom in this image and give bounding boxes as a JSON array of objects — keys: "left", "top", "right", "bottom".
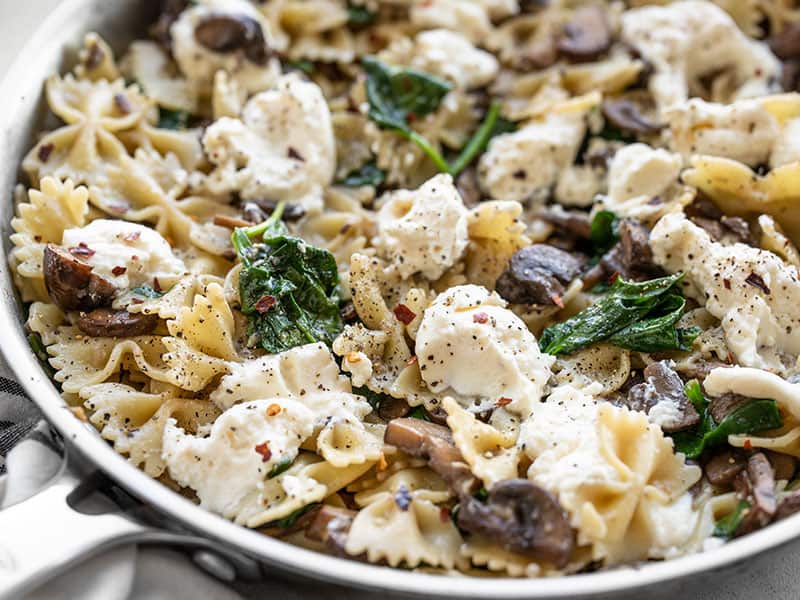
[
  {"left": 306, "top": 506, "right": 358, "bottom": 558},
  {"left": 194, "top": 14, "right": 270, "bottom": 65},
  {"left": 495, "top": 244, "right": 585, "bottom": 306},
  {"left": 457, "top": 479, "right": 574, "bottom": 568},
  {"left": 625, "top": 361, "right": 700, "bottom": 433},
  {"left": 557, "top": 5, "right": 611, "bottom": 62},
  {"left": 43, "top": 244, "right": 117, "bottom": 311},
  {"left": 77, "top": 308, "right": 159, "bottom": 338},
  {"left": 735, "top": 453, "right": 777, "bottom": 536},
  {"left": 601, "top": 98, "right": 662, "bottom": 136}
]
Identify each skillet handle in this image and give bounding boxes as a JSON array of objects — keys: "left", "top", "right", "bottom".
[{"left": 0, "top": 461, "right": 263, "bottom": 599}]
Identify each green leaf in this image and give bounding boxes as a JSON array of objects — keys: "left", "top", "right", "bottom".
[
  {"left": 339, "top": 161, "right": 386, "bottom": 187},
  {"left": 713, "top": 500, "right": 751, "bottom": 539},
  {"left": 539, "top": 273, "right": 689, "bottom": 355},
  {"left": 347, "top": 3, "right": 377, "bottom": 26},
  {"left": 671, "top": 382, "right": 783, "bottom": 459},
  {"left": 286, "top": 59, "right": 315, "bottom": 75},
  {"left": 362, "top": 57, "right": 451, "bottom": 172},
  {"left": 408, "top": 406, "right": 431, "bottom": 421},
  {"left": 234, "top": 204, "right": 343, "bottom": 354},
  {"left": 448, "top": 101, "right": 511, "bottom": 177},
  {"left": 264, "top": 503, "right": 321, "bottom": 529},
  {"left": 353, "top": 385, "right": 390, "bottom": 411},
  {"left": 28, "top": 333, "right": 55, "bottom": 377},
  {"left": 129, "top": 284, "right": 165, "bottom": 299},
  {"left": 157, "top": 107, "right": 190, "bottom": 130},
  {"left": 590, "top": 210, "right": 619, "bottom": 255},
  {"left": 267, "top": 457, "right": 294, "bottom": 479},
  {"left": 474, "top": 487, "right": 489, "bottom": 501}
]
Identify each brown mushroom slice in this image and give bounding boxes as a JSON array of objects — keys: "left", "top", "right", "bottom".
[
  {"left": 705, "top": 449, "right": 746, "bottom": 488},
  {"left": 194, "top": 14, "right": 270, "bottom": 65},
  {"left": 305, "top": 505, "right": 358, "bottom": 558},
  {"left": 457, "top": 479, "right": 574, "bottom": 568},
  {"left": 735, "top": 452, "right": 777, "bottom": 536},
  {"left": 377, "top": 397, "right": 411, "bottom": 421},
  {"left": 541, "top": 210, "right": 592, "bottom": 240},
  {"left": 384, "top": 418, "right": 480, "bottom": 497},
  {"left": 774, "top": 490, "right": 800, "bottom": 521},
  {"left": 708, "top": 393, "right": 751, "bottom": 425},
  {"left": 625, "top": 361, "right": 700, "bottom": 433},
  {"left": 495, "top": 244, "right": 586, "bottom": 306},
  {"left": 43, "top": 244, "right": 117, "bottom": 311},
  {"left": 78, "top": 308, "right": 160, "bottom": 338},
  {"left": 769, "top": 22, "right": 800, "bottom": 60},
  {"left": 601, "top": 98, "right": 663, "bottom": 136},
  {"left": 766, "top": 451, "right": 797, "bottom": 483},
  {"left": 556, "top": 5, "right": 611, "bottom": 63}
]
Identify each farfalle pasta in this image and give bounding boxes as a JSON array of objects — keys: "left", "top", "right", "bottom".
[{"left": 10, "top": 0, "right": 800, "bottom": 579}]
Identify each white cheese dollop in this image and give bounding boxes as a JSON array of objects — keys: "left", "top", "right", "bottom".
[
  {"left": 375, "top": 173, "right": 469, "bottom": 280},
  {"left": 61, "top": 219, "right": 186, "bottom": 289},
  {"left": 410, "top": 29, "right": 498, "bottom": 89},
  {"left": 602, "top": 143, "right": 683, "bottom": 220},
  {"left": 621, "top": 0, "right": 780, "bottom": 111},
  {"left": 203, "top": 73, "right": 335, "bottom": 213},
  {"left": 209, "top": 342, "right": 351, "bottom": 411},
  {"left": 170, "top": 0, "right": 280, "bottom": 97},
  {"left": 415, "top": 284, "right": 554, "bottom": 416},
  {"left": 478, "top": 112, "right": 585, "bottom": 203},
  {"left": 650, "top": 213, "right": 800, "bottom": 371}
]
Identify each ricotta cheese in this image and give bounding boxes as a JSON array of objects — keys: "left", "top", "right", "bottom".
[
  {"left": 621, "top": 1, "right": 780, "bottom": 111},
  {"left": 478, "top": 111, "right": 586, "bottom": 202},
  {"left": 650, "top": 213, "right": 800, "bottom": 371},
  {"left": 602, "top": 143, "right": 683, "bottom": 220},
  {"left": 170, "top": 0, "right": 280, "bottom": 97},
  {"left": 203, "top": 73, "right": 335, "bottom": 213},
  {"left": 409, "top": 30, "right": 498, "bottom": 89},
  {"left": 375, "top": 173, "right": 469, "bottom": 280},
  {"left": 61, "top": 219, "right": 186, "bottom": 289},
  {"left": 415, "top": 284, "right": 554, "bottom": 416}
]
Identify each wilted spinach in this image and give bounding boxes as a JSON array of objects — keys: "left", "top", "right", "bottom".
[
  {"left": 671, "top": 380, "right": 783, "bottom": 459},
  {"left": 157, "top": 107, "right": 190, "bottom": 130},
  {"left": 589, "top": 210, "right": 619, "bottom": 255},
  {"left": 539, "top": 273, "right": 700, "bottom": 355},
  {"left": 347, "top": 3, "right": 377, "bottom": 26},
  {"left": 233, "top": 204, "right": 343, "bottom": 354},
  {"left": 339, "top": 161, "right": 386, "bottom": 187},
  {"left": 448, "top": 101, "right": 515, "bottom": 177},
  {"left": 263, "top": 502, "right": 321, "bottom": 529},
  {"left": 267, "top": 457, "right": 294, "bottom": 479},
  {"left": 129, "top": 284, "right": 165, "bottom": 299},
  {"left": 713, "top": 500, "right": 751, "bottom": 539}
]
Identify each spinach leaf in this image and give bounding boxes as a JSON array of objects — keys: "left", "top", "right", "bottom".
[
  {"left": 285, "top": 59, "right": 315, "bottom": 75},
  {"left": 590, "top": 210, "right": 619, "bottom": 255},
  {"left": 347, "top": 3, "right": 377, "bottom": 26},
  {"left": 539, "top": 273, "right": 696, "bottom": 355},
  {"left": 129, "top": 284, "right": 165, "bottom": 299},
  {"left": 267, "top": 457, "right": 294, "bottom": 479},
  {"left": 353, "top": 385, "right": 389, "bottom": 411},
  {"left": 264, "top": 503, "right": 321, "bottom": 529},
  {"left": 448, "top": 101, "right": 515, "bottom": 177},
  {"left": 408, "top": 406, "right": 431, "bottom": 421},
  {"left": 157, "top": 107, "right": 190, "bottom": 130},
  {"left": 671, "top": 381, "right": 783, "bottom": 459},
  {"left": 713, "top": 500, "right": 751, "bottom": 539},
  {"left": 339, "top": 161, "right": 386, "bottom": 187},
  {"left": 363, "top": 57, "right": 452, "bottom": 172},
  {"left": 233, "top": 204, "right": 343, "bottom": 354}
]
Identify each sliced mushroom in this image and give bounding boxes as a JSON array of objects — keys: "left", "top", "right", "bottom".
[
  {"left": 769, "top": 22, "right": 800, "bottom": 60},
  {"left": 704, "top": 449, "right": 746, "bottom": 488},
  {"left": 766, "top": 451, "right": 797, "bottom": 483},
  {"left": 305, "top": 505, "right": 359, "bottom": 558},
  {"left": 495, "top": 244, "right": 586, "bottom": 306},
  {"left": 735, "top": 452, "right": 777, "bottom": 536},
  {"left": 556, "top": 5, "right": 611, "bottom": 63},
  {"left": 774, "top": 489, "right": 800, "bottom": 521},
  {"left": 377, "top": 397, "right": 411, "bottom": 420},
  {"left": 77, "top": 308, "right": 160, "bottom": 338},
  {"left": 457, "top": 479, "right": 574, "bottom": 568},
  {"left": 151, "top": 0, "right": 190, "bottom": 51},
  {"left": 213, "top": 214, "right": 252, "bottom": 229},
  {"left": 455, "top": 166, "right": 482, "bottom": 208},
  {"left": 601, "top": 98, "right": 663, "bottom": 136},
  {"left": 541, "top": 210, "right": 592, "bottom": 240},
  {"left": 43, "top": 244, "right": 117, "bottom": 311},
  {"left": 617, "top": 219, "right": 657, "bottom": 274},
  {"left": 194, "top": 14, "right": 270, "bottom": 65},
  {"left": 384, "top": 418, "right": 479, "bottom": 497},
  {"left": 708, "top": 393, "right": 751, "bottom": 425},
  {"left": 625, "top": 361, "right": 700, "bottom": 433}
]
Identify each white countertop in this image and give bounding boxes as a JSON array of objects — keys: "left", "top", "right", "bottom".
[{"left": 0, "top": 1, "right": 799, "bottom": 598}]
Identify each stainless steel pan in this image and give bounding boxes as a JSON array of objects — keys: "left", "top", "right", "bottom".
[{"left": 1, "top": 1, "right": 800, "bottom": 598}]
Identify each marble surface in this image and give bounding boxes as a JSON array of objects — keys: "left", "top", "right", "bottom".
[{"left": 0, "top": 1, "right": 799, "bottom": 598}]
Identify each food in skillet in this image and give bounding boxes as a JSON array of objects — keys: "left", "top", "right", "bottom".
[{"left": 10, "top": 0, "right": 800, "bottom": 577}]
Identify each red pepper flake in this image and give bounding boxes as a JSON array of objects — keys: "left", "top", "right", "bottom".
[
  {"left": 254, "top": 442, "right": 272, "bottom": 462},
  {"left": 37, "top": 143, "right": 54, "bottom": 163},
  {"left": 439, "top": 506, "right": 451, "bottom": 523},
  {"left": 266, "top": 403, "right": 281, "bottom": 417},
  {"left": 745, "top": 272, "right": 770, "bottom": 295},
  {"left": 549, "top": 293, "right": 564, "bottom": 309},
  {"left": 123, "top": 231, "right": 141, "bottom": 243},
  {"left": 393, "top": 303, "right": 416, "bottom": 325},
  {"left": 497, "top": 397, "right": 513, "bottom": 407},
  {"left": 153, "top": 277, "right": 162, "bottom": 292},
  {"left": 743, "top": 439, "right": 753, "bottom": 451},
  {"left": 607, "top": 271, "right": 621, "bottom": 284},
  {"left": 254, "top": 294, "right": 277, "bottom": 314},
  {"left": 131, "top": 298, "right": 144, "bottom": 305},
  {"left": 69, "top": 242, "right": 95, "bottom": 258},
  {"left": 111, "top": 266, "right": 127, "bottom": 276},
  {"left": 406, "top": 112, "right": 417, "bottom": 123},
  {"left": 405, "top": 355, "right": 418, "bottom": 366},
  {"left": 723, "top": 278, "right": 731, "bottom": 290},
  {"left": 287, "top": 146, "right": 305, "bottom": 162},
  {"left": 114, "top": 93, "right": 132, "bottom": 114},
  {"left": 472, "top": 312, "right": 489, "bottom": 324},
  {"left": 727, "top": 352, "right": 735, "bottom": 365}
]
